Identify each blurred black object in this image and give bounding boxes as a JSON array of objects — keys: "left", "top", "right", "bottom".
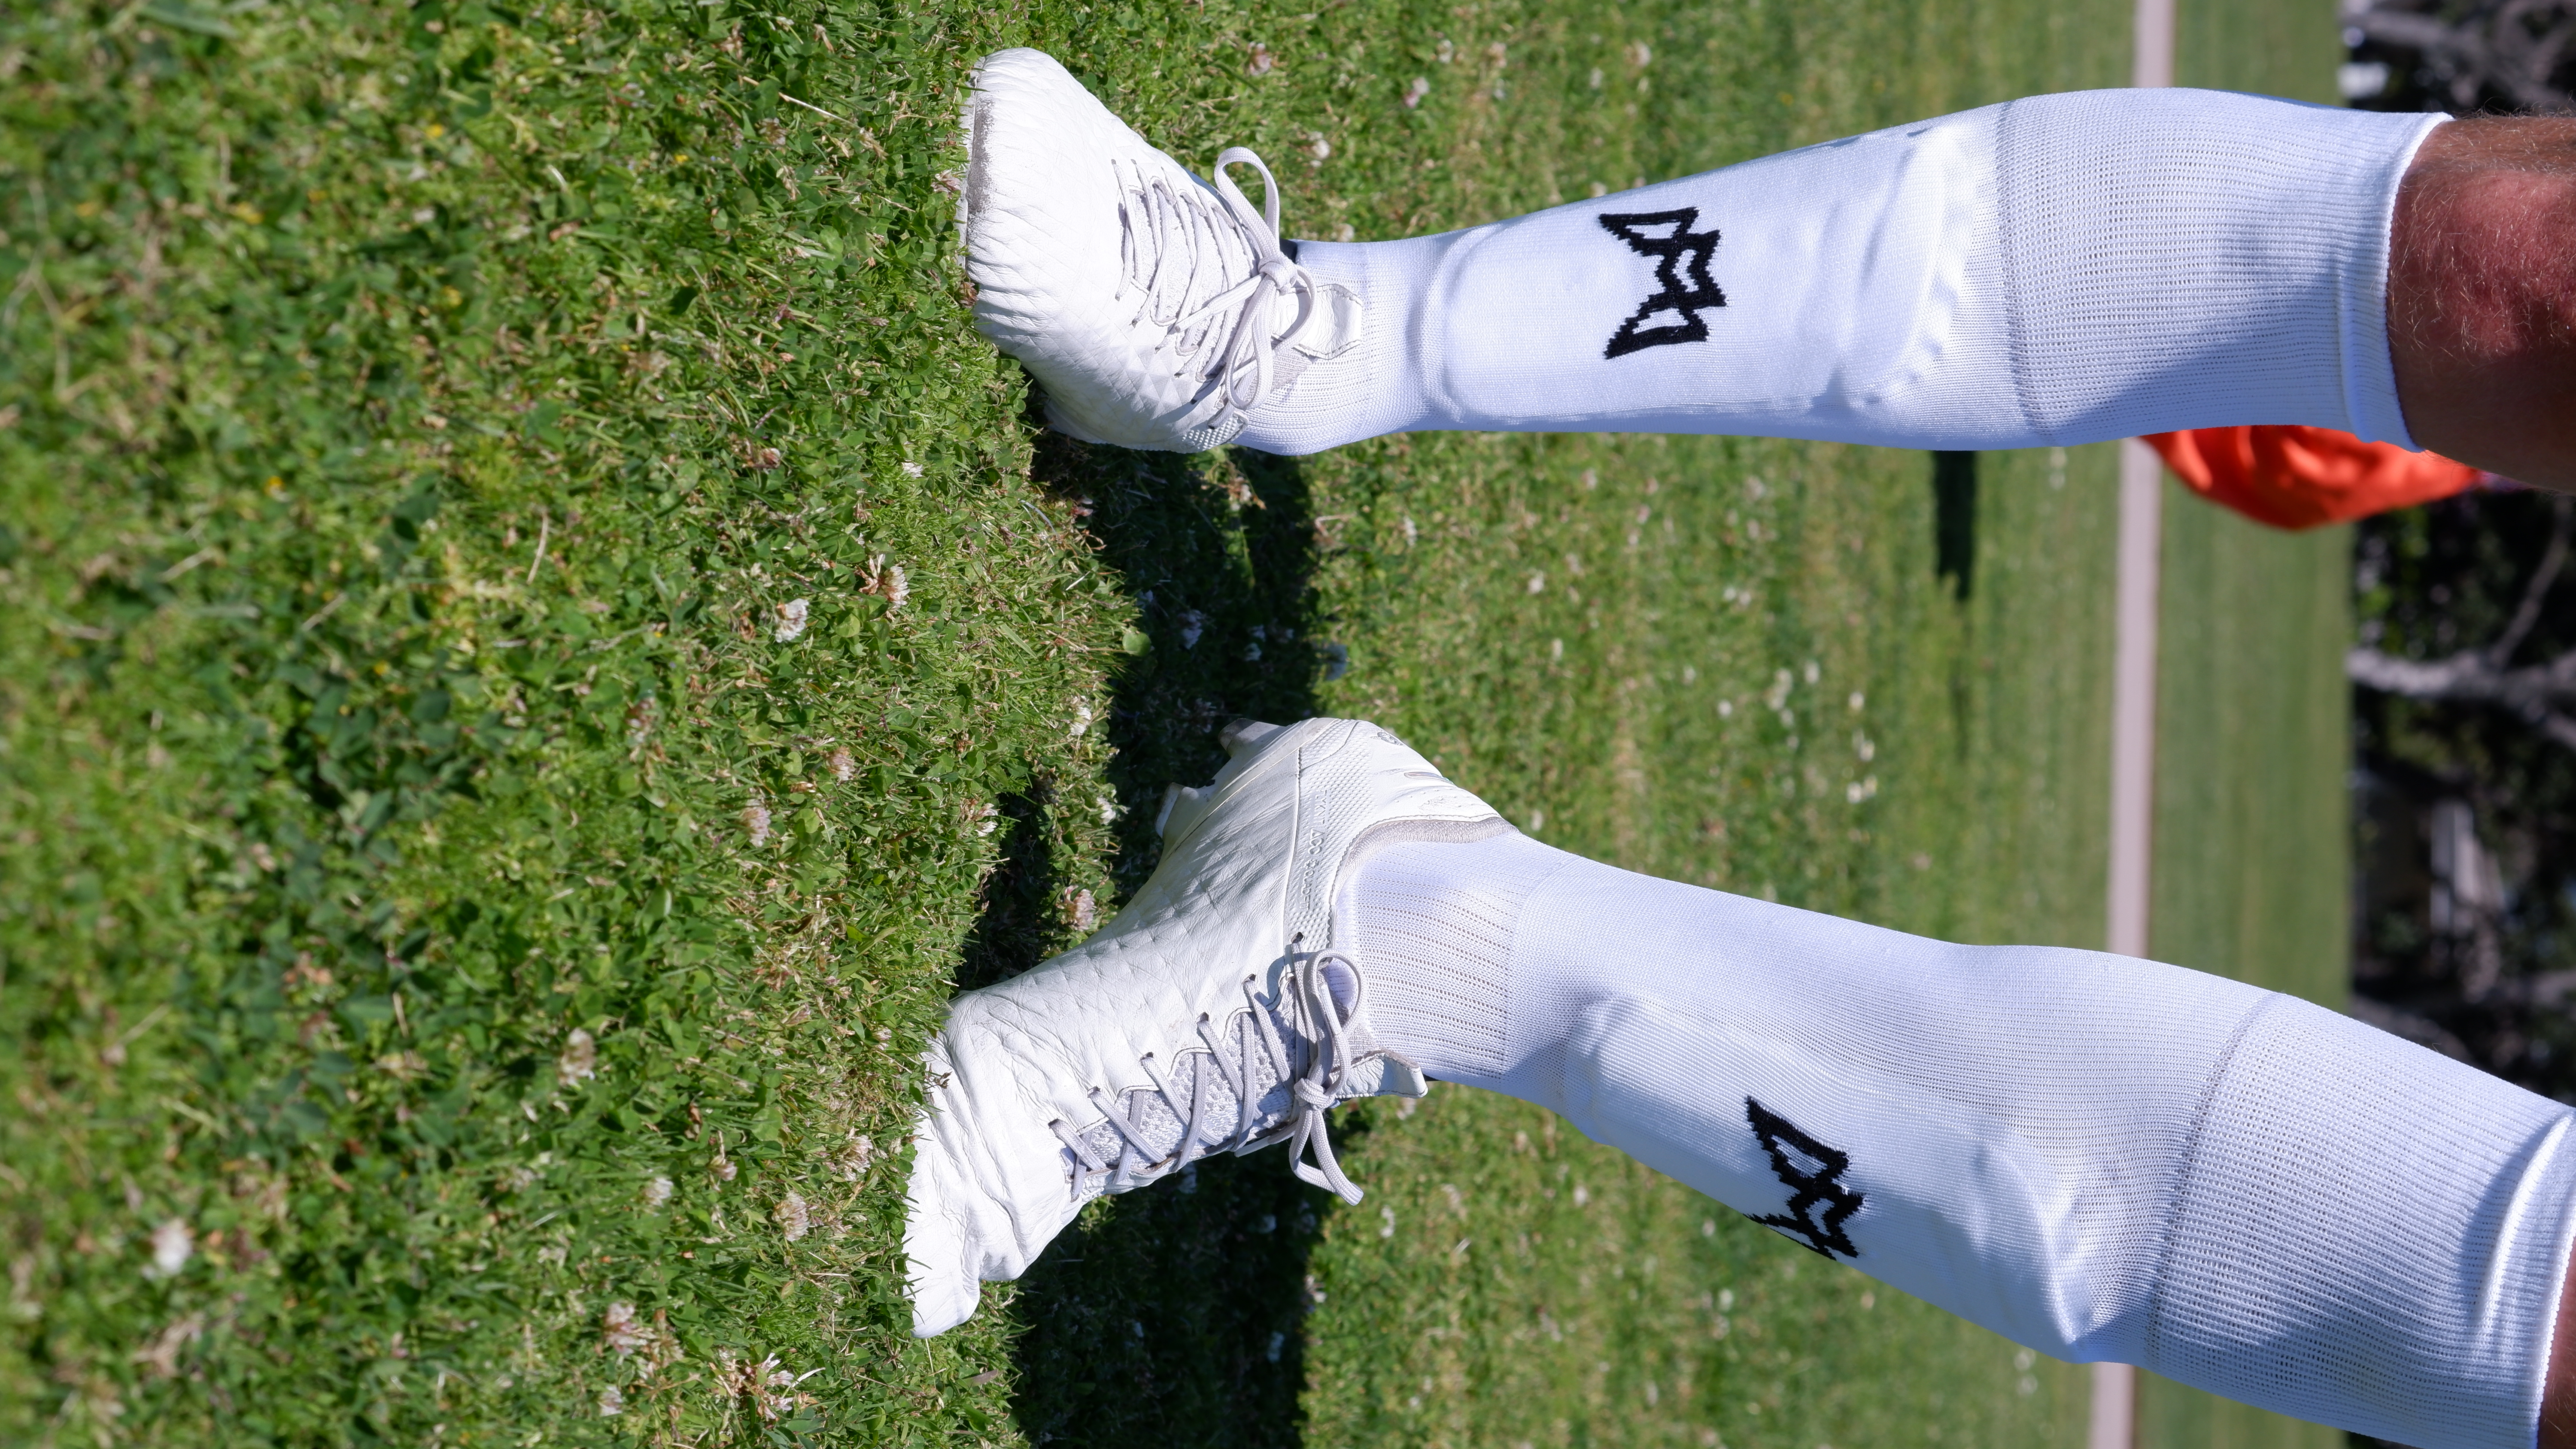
[{"left": 2339, "top": 0, "right": 2576, "bottom": 115}]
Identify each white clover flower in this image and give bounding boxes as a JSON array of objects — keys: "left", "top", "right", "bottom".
[
  {"left": 775, "top": 1191, "right": 809, "bottom": 1242},
  {"left": 644, "top": 1176, "right": 674, "bottom": 1209},
  {"left": 829, "top": 748, "right": 855, "bottom": 782},
  {"left": 742, "top": 801, "right": 772, "bottom": 847},
  {"left": 1526, "top": 572, "right": 1546, "bottom": 595},
  {"left": 557, "top": 1028, "right": 597, "bottom": 1086},
  {"left": 598, "top": 1386, "right": 625, "bottom": 1416},
  {"left": 1069, "top": 701, "right": 1093, "bottom": 738},
  {"left": 772, "top": 598, "right": 809, "bottom": 643},
  {"left": 603, "top": 1302, "right": 651, "bottom": 1355},
  {"left": 146, "top": 1219, "right": 192, "bottom": 1279}
]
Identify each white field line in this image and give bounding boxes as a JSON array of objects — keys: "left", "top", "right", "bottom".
[{"left": 2094, "top": 0, "right": 2175, "bottom": 1444}]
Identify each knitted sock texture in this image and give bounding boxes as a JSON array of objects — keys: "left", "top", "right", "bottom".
[
  {"left": 1241, "top": 90, "right": 2442, "bottom": 456},
  {"left": 1479, "top": 855, "right": 2576, "bottom": 1449},
  {"left": 1340, "top": 831, "right": 1574, "bottom": 1084}
]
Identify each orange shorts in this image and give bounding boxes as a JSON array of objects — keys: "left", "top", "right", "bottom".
[{"left": 2144, "top": 425, "right": 2484, "bottom": 530}]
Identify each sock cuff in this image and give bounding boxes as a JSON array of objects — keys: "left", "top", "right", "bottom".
[
  {"left": 1994, "top": 90, "right": 2447, "bottom": 447},
  {"left": 1343, "top": 831, "right": 1573, "bottom": 1081}
]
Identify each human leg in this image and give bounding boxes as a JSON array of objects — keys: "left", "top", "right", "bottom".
[
  {"left": 1350, "top": 828, "right": 2576, "bottom": 1449},
  {"left": 907, "top": 715, "right": 2576, "bottom": 1449},
  {"left": 2388, "top": 116, "right": 2576, "bottom": 492},
  {"left": 963, "top": 52, "right": 2444, "bottom": 457}
]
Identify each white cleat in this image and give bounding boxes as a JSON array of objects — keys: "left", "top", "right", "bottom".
[
  {"left": 903, "top": 717, "right": 1510, "bottom": 1336},
  {"left": 958, "top": 48, "right": 1364, "bottom": 452}
]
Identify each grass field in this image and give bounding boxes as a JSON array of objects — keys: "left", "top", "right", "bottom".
[{"left": 0, "top": 0, "right": 2354, "bottom": 1446}]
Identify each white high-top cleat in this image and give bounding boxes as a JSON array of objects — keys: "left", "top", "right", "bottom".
[
  {"left": 958, "top": 48, "right": 1364, "bottom": 452},
  {"left": 903, "top": 716, "right": 1509, "bottom": 1336}
]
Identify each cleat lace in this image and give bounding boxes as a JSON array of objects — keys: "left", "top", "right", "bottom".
[
  {"left": 1112, "top": 146, "right": 1318, "bottom": 440},
  {"left": 1048, "top": 943, "right": 1370, "bottom": 1206}
]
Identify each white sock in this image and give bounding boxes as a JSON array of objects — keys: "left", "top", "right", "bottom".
[
  {"left": 1245, "top": 89, "right": 2444, "bottom": 456},
  {"left": 1348, "top": 833, "right": 2576, "bottom": 1449}
]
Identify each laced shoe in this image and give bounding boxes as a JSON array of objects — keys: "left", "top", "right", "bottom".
[
  {"left": 903, "top": 716, "right": 1510, "bottom": 1336},
  {"left": 959, "top": 48, "right": 1364, "bottom": 452}
]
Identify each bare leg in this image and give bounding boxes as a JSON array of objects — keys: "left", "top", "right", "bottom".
[{"left": 2391, "top": 118, "right": 2576, "bottom": 491}]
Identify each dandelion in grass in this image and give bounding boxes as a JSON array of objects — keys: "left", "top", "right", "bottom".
[{"left": 558, "top": 1028, "right": 598, "bottom": 1086}]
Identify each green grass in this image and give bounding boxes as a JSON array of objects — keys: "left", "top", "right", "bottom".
[
  {"left": 2127, "top": 8, "right": 2354, "bottom": 1449},
  {"left": 0, "top": 0, "right": 2355, "bottom": 1447}
]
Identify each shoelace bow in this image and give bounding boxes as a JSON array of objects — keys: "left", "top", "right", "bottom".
[
  {"left": 1113, "top": 146, "right": 1320, "bottom": 437},
  {"left": 1050, "top": 945, "right": 1367, "bottom": 1205}
]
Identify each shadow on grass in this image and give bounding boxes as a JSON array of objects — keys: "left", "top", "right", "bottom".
[{"left": 967, "top": 433, "right": 1340, "bottom": 1447}]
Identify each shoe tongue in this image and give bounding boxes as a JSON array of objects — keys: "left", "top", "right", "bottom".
[
  {"left": 1317, "top": 956, "right": 1361, "bottom": 1017},
  {"left": 1338, "top": 1054, "right": 1429, "bottom": 1100}
]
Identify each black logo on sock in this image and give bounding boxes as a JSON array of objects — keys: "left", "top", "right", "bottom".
[
  {"left": 1598, "top": 208, "right": 1726, "bottom": 359},
  {"left": 1745, "top": 1097, "right": 1863, "bottom": 1259}
]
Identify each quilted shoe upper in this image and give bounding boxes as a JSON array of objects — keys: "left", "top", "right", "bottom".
[{"left": 904, "top": 717, "right": 1504, "bottom": 1336}]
